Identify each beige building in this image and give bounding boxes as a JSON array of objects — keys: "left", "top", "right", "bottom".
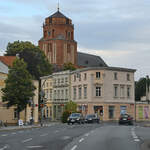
[
  {"left": 41, "top": 70, "right": 71, "bottom": 120},
  {"left": 0, "top": 56, "right": 39, "bottom": 125},
  {"left": 71, "top": 67, "right": 136, "bottom": 121}
]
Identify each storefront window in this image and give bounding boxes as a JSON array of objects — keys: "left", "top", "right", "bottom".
[{"left": 109, "top": 106, "right": 115, "bottom": 119}]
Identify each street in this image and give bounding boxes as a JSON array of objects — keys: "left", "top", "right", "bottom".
[{"left": 0, "top": 123, "right": 150, "bottom": 150}]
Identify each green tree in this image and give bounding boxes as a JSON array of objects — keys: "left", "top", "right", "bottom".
[
  {"left": 135, "top": 77, "right": 150, "bottom": 101},
  {"left": 63, "top": 62, "right": 76, "bottom": 71},
  {"left": 65, "top": 101, "right": 77, "bottom": 113},
  {"left": 5, "top": 41, "right": 52, "bottom": 80},
  {"left": 2, "top": 58, "right": 36, "bottom": 119}
]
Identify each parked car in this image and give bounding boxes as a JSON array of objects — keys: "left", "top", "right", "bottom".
[
  {"left": 119, "top": 114, "right": 133, "bottom": 125},
  {"left": 67, "top": 113, "right": 84, "bottom": 125},
  {"left": 85, "top": 114, "right": 100, "bottom": 123}
]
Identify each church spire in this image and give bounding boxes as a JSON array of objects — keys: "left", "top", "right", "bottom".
[{"left": 57, "top": 0, "right": 60, "bottom": 12}]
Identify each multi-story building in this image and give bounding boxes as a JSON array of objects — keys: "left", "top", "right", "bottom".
[
  {"left": 71, "top": 67, "right": 136, "bottom": 121},
  {"left": 41, "top": 70, "right": 71, "bottom": 120},
  {"left": 0, "top": 56, "right": 39, "bottom": 124}
]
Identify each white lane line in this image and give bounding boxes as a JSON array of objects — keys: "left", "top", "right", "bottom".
[
  {"left": 22, "top": 138, "right": 32, "bottom": 143},
  {"left": 0, "top": 145, "right": 9, "bottom": 150},
  {"left": 71, "top": 145, "right": 77, "bottom": 150},
  {"left": 1, "top": 134, "right": 8, "bottom": 137},
  {"left": 134, "top": 139, "right": 140, "bottom": 142},
  {"left": 85, "top": 133, "right": 89, "bottom": 137},
  {"left": 26, "top": 146, "right": 43, "bottom": 149},
  {"left": 79, "top": 138, "right": 84, "bottom": 143},
  {"left": 12, "top": 132, "right": 16, "bottom": 135},
  {"left": 55, "top": 130, "right": 59, "bottom": 133},
  {"left": 40, "top": 133, "right": 48, "bottom": 137}
]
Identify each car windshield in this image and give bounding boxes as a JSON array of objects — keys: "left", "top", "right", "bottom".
[
  {"left": 121, "top": 114, "right": 129, "bottom": 118},
  {"left": 86, "top": 114, "right": 95, "bottom": 118},
  {"left": 70, "top": 113, "right": 81, "bottom": 117}
]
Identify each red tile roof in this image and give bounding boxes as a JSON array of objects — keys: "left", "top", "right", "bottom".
[{"left": 0, "top": 56, "right": 16, "bottom": 67}]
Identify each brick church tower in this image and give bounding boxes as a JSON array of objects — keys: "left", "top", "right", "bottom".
[{"left": 38, "top": 8, "right": 77, "bottom": 67}]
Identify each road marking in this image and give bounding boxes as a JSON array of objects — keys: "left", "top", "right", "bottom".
[
  {"left": 134, "top": 139, "right": 140, "bottom": 142},
  {"left": 26, "top": 146, "right": 43, "bottom": 149},
  {"left": 85, "top": 133, "right": 89, "bottom": 137},
  {"left": 12, "top": 132, "right": 16, "bottom": 135},
  {"left": 55, "top": 130, "right": 59, "bottom": 133},
  {"left": 62, "top": 136, "right": 70, "bottom": 140},
  {"left": 79, "top": 138, "right": 84, "bottom": 143},
  {"left": 22, "top": 138, "right": 32, "bottom": 143},
  {"left": 71, "top": 145, "right": 77, "bottom": 150},
  {"left": 1, "top": 134, "right": 8, "bottom": 137},
  {"left": 0, "top": 145, "right": 9, "bottom": 150},
  {"left": 40, "top": 133, "right": 48, "bottom": 137}
]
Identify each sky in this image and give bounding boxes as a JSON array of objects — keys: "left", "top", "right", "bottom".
[{"left": 0, "top": 0, "right": 150, "bottom": 80}]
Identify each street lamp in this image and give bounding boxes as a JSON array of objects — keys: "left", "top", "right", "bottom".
[{"left": 146, "top": 75, "right": 150, "bottom": 104}]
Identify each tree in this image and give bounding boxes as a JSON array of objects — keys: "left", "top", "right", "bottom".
[
  {"left": 135, "top": 77, "right": 150, "bottom": 101},
  {"left": 65, "top": 101, "right": 77, "bottom": 113},
  {"left": 2, "top": 58, "right": 36, "bottom": 119},
  {"left": 5, "top": 41, "right": 52, "bottom": 80},
  {"left": 63, "top": 62, "right": 76, "bottom": 71}
]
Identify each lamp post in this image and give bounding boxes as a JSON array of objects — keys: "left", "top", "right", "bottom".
[{"left": 146, "top": 75, "right": 149, "bottom": 104}]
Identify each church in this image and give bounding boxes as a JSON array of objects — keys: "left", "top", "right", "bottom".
[{"left": 38, "top": 8, "right": 107, "bottom": 69}]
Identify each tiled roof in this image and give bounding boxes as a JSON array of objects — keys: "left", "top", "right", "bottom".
[
  {"left": 77, "top": 52, "right": 108, "bottom": 67},
  {"left": 0, "top": 56, "right": 16, "bottom": 67},
  {"left": 49, "top": 10, "right": 69, "bottom": 19}
]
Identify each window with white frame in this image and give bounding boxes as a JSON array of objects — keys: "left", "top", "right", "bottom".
[
  {"left": 96, "top": 86, "right": 101, "bottom": 97},
  {"left": 127, "top": 86, "right": 131, "bottom": 98},
  {"left": 114, "top": 72, "right": 118, "bottom": 80},
  {"left": 61, "top": 90, "right": 64, "bottom": 100},
  {"left": 96, "top": 72, "right": 101, "bottom": 79},
  {"left": 58, "top": 79, "right": 60, "bottom": 85},
  {"left": 78, "top": 87, "right": 82, "bottom": 99},
  {"left": 57, "top": 90, "right": 60, "bottom": 100},
  {"left": 84, "top": 73, "right": 87, "bottom": 80},
  {"left": 65, "top": 77, "right": 68, "bottom": 84},
  {"left": 73, "top": 87, "right": 76, "bottom": 100},
  {"left": 114, "top": 85, "right": 118, "bottom": 97},
  {"left": 65, "top": 89, "right": 68, "bottom": 99},
  {"left": 127, "top": 74, "right": 130, "bottom": 81},
  {"left": 50, "top": 89, "right": 52, "bottom": 100},
  {"left": 84, "top": 86, "right": 87, "bottom": 99},
  {"left": 120, "top": 85, "right": 125, "bottom": 97},
  {"left": 54, "top": 90, "right": 56, "bottom": 100},
  {"left": 74, "top": 75, "right": 76, "bottom": 82}
]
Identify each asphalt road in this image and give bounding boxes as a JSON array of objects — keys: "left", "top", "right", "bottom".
[{"left": 0, "top": 123, "right": 150, "bottom": 150}]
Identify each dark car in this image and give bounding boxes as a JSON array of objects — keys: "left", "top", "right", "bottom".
[
  {"left": 119, "top": 114, "right": 133, "bottom": 125},
  {"left": 67, "top": 113, "right": 84, "bottom": 125},
  {"left": 85, "top": 114, "right": 100, "bottom": 123}
]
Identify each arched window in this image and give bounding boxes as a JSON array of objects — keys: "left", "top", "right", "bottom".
[{"left": 52, "top": 29, "right": 55, "bottom": 38}]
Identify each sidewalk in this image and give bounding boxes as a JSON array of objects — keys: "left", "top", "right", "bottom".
[{"left": 0, "top": 122, "right": 60, "bottom": 131}]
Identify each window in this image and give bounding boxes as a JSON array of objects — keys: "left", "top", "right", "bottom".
[
  {"left": 78, "top": 87, "right": 82, "bottom": 99},
  {"left": 54, "top": 90, "right": 56, "bottom": 100},
  {"left": 47, "top": 82, "right": 48, "bottom": 87},
  {"left": 54, "top": 79, "right": 56, "bottom": 86},
  {"left": 127, "top": 86, "right": 130, "bottom": 98},
  {"left": 114, "top": 85, "right": 118, "bottom": 97},
  {"left": 50, "top": 89, "right": 52, "bottom": 100},
  {"left": 14, "top": 109, "right": 18, "bottom": 119},
  {"left": 127, "top": 74, "right": 130, "bottom": 81},
  {"left": 96, "top": 87, "right": 101, "bottom": 97},
  {"left": 58, "top": 79, "right": 60, "bottom": 85},
  {"left": 120, "top": 86, "right": 125, "bottom": 97},
  {"left": 48, "top": 31, "right": 51, "bottom": 36},
  {"left": 65, "top": 77, "right": 68, "bottom": 84},
  {"left": 114, "top": 72, "right": 118, "bottom": 80},
  {"left": 61, "top": 90, "right": 64, "bottom": 100},
  {"left": 73, "top": 87, "right": 76, "bottom": 100},
  {"left": 79, "top": 74, "right": 81, "bottom": 81},
  {"left": 120, "top": 106, "right": 127, "bottom": 115},
  {"left": 65, "top": 89, "right": 68, "bottom": 99},
  {"left": 96, "top": 72, "right": 101, "bottom": 78},
  {"left": 61, "top": 78, "right": 64, "bottom": 84},
  {"left": 57, "top": 90, "right": 60, "bottom": 99},
  {"left": 74, "top": 75, "right": 76, "bottom": 82},
  {"left": 109, "top": 106, "right": 115, "bottom": 119},
  {"left": 84, "top": 73, "right": 87, "bottom": 80},
  {"left": 84, "top": 86, "right": 87, "bottom": 99}
]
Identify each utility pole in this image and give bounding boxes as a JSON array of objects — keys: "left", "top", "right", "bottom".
[{"left": 146, "top": 75, "right": 149, "bottom": 103}]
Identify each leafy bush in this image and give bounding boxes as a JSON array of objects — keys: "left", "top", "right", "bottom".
[{"left": 61, "top": 111, "right": 71, "bottom": 123}]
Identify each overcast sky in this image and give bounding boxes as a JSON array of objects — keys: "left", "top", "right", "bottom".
[{"left": 0, "top": 0, "right": 150, "bottom": 80}]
